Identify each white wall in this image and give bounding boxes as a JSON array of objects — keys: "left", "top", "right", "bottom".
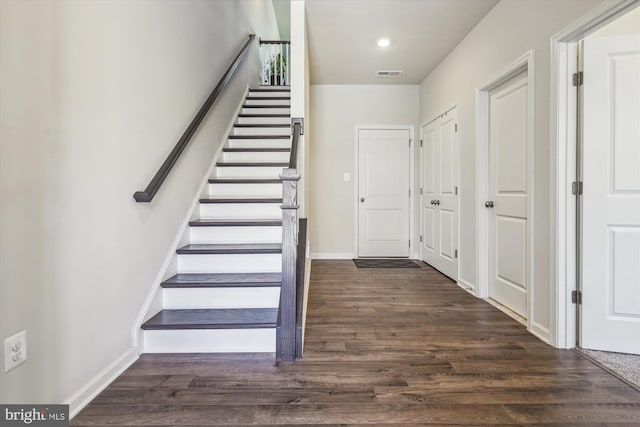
[
  {"left": 309, "top": 85, "right": 419, "bottom": 258},
  {"left": 418, "top": 0, "right": 615, "bottom": 343},
  {"left": 0, "top": 0, "right": 278, "bottom": 411}
]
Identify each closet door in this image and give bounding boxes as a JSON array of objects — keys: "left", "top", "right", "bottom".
[{"left": 421, "top": 108, "right": 459, "bottom": 280}]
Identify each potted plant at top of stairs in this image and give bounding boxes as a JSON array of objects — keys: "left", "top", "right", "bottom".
[{"left": 267, "top": 53, "right": 287, "bottom": 86}]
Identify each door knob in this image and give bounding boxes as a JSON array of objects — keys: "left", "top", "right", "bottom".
[
  {"left": 360, "top": 197, "right": 365, "bottom": 203},
  {"left": 435, "top": 200, "right": 440, "bottom": 205},
  {"left": 485, "top": 201, "right": 494, "bottom": 208},
  {"left": 430, "top": 200, "right": 434, "bottom": 205}
]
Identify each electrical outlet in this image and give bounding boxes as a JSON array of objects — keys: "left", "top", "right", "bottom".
[
  {"left": 4, "top": 331, "right": 27, "bottom": 373},
  {"left": 343, "top": 172, "right": 350, "bottom": 182}
]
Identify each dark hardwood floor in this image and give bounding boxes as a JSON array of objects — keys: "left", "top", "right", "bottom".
[{"left": 72, "top": 260, "right": 640, "bottom": 426}]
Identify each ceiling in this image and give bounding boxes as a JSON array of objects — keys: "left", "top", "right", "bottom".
[{"left": 305, "top": 0, "right": 500, "bottom": 84}]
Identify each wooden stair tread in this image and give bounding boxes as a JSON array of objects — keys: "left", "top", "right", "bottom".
[
  {"left": 162, "top": 272, "right": 282, "bottom": 288},
  {"left": 250, "top": 88, "right": 290, "bottom": 92},
  {"left": 238, "top": 114, "right": 290, "bottom": 118},
  {"left": 242, "top": 105, "right": 290, "bottom": 109},
  {"left": 228, "top": 135, "right": 290, "bottom": 139},
  {"left": 216, "top": 162, "right": 288, "bottom": 167},
  {"left": 141, "top": 308, "right": 278, "bottom": 330},
  {"left": 223, "top": 148, "right": 290, "bottom": 152},
  {"left": 234, "top": 124, "right": 290, "bottom": 128},
  {"left": 189, "top": 219, "right": 282, "bottom": 227},
  {"left": 199, "top": 197, "right": 282, "bottom": 203},
  {"left": 208, "top": 178, "right": 282, "bottom": 184},
  {"left": 176, "top": 243, "right": 282, "bottom": 254},
  {"left": 245, "top": 96, "right": 291, "bottom": 101}
]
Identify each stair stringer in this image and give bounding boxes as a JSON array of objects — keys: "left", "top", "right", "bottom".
[{"left": 131, "top": 85, "right": 251, "bottom": 354}]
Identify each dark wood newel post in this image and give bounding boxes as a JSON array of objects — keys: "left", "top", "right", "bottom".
[{"left": 277, "top": 168, "right": 300, "bottom": 362}]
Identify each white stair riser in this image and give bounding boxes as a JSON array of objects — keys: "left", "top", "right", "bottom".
[
  {"left": 144, "top": 329, "right": 275, "bottom": 353},
  {"left": 200, "top": 203, "right": 281, "bottom": 219},
  {"left": 190, "top": 225, "right": 282, "bottom": 244},
  {"left": 222, "top": 151, "right": 290, "bottom": 163},
  {"left": 163, "top": 287, "right": 280, "bottom": 309},
  {"left": 237, "top": 116, "right": 290, "bottom": 125},
  {"left": 226, "top": 139, "right": 291, "bottom": 149},
  {"left": 242, "top": 107, "right": 290, "bottom": 115},
  {"left": 249, "top": 91, "right": 290, "bottom": 98},
  {"left": 233, "top": 126, "right": 290, "bottom": 136},
  {"left": 245, "top": 98, "right": 290, "bottom": 106},
  {"left": 178, "top": 253, "right": 281, "bottom": 273},
  {"left": 216, "top": 166, "right": 284, "bottom": 178},
  {"left": 208, "top": 182, "right": 282, "bottom": 197}
]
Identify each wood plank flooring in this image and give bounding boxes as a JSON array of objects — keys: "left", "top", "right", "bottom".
[{"left": 72, "top": 260, "right": 640, "bottom": 426}]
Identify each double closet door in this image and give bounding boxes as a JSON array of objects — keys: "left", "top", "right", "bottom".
[{"left": 421, "top": 108, "right": 458, "bottom": 280}]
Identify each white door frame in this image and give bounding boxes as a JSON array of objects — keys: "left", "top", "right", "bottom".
[
  {"left": 476, "top": 50, "right": 536, "bottom": 331},
  {"left": 419, "top": 106, "right": 461, "bottom": 281},
  {"left": 353, "top": 125, "right": 415, "bottom": 258},
  {"left": 550, "top": 0, "right": 640, "bottom": 349}
]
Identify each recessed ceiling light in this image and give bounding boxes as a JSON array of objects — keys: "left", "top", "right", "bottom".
[{"left": 377, "top": 38, "right": 390, "bottom": 48}]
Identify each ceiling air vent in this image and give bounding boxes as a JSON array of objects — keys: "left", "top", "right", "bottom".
[{"left": 377, "top": 70, "right": 403, "bottom": 77}]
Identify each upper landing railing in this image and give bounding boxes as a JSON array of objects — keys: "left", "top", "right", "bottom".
[{"left": 260, "top": 40, "right": 290, "bottom": 87}]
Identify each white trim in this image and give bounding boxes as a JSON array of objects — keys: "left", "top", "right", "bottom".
[
  {"left": 310, "top": 252, "right": 354, "bottom": 259},
  {"left": 550, "top": 0, "right": 639, "bottom": 349},
  {"left": 457, "top": 277, "right": 476, "bottom": 295},
  {"left": 418, "top": 105, "right": 461, "bottom": 282},
  {"left": 530, "top": 321, "right": 552, "bottom": 344},
  {"left": 131, "top": 86, "right": 250, "bottom": 352},
  {"left": 66, "top": 348, "right": 138, "bottom": 419},
  {"left": 475, "top": 50, "right": 536, "bottom": 333},
  {"left": 353, "top": 125, "right": 415, "bottom": 258}
]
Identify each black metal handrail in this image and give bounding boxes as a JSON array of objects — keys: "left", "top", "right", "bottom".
[
  {"left": 289, "top": 119, "right": 303, "bottom": 169},
  {"left": 133, "top": 34, "right": 256, "bottom": 202}
]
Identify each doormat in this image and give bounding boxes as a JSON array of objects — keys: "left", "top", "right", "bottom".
[
  {"left": 576, "top": 348, "right": 640, "bottom": 391},
  {"left": 353, "top": 259, "right": 421, "bottom": 268}
]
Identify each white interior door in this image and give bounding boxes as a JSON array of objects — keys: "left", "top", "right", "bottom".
[
  {"left": 488, "top": 70, "right": 529, "bottom": 318},
  {"left": 420, "top": 110, "right": 459, "bottom": 280},
  {"left": 358, "top": 129, "right": 410, "bottom": 257},
  {"left": 581, "top": 33, "right": 640, "bottom": 354},
  {"left": 421, "top": 122, "right": 438, "bottom": 266}
]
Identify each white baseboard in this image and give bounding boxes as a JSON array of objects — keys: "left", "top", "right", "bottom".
[
  {"left": 530, "top": 321, "right": 552, "bottom": 345},
  {"left": 310, "top": 252, "right": 354, "bottom": 260},
  {"left": 457, "top": 277, "right": 476, "bottom": 295},
  {"left": 66, "top": 347, "right": 138, "bottom": 419}
]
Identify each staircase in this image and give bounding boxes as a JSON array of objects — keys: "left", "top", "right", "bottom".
[{"left": 141, "top": 87, "right": 291, "bottom": 353}]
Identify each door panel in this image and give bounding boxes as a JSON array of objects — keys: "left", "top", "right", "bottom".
[
  {"left": 489, "top": 70, "right": 528, "bottom": 318},
  {"left": 421, "top": 109, "right": 459, "bottom": 280},
  {"left": 422, "top": 125, "right": 438, "bottom": 261},
  {"left": 358, "top": 129, "right": 410, "bottom": 257},
  {"left": 581, "top": 34, "right": 640, "bottom": 354}
]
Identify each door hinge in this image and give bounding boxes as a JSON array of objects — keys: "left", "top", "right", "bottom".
[
  {"left": 409, "top": 139, "right": 412, "bottom": 147},
  {"left": 572, "top": 71, "right": 583, "bottom": 87},
  {"left": 455, "top": 186, "right": 458, "bottom": 195},
  {"left": 455, "top": 123, "right": 458, "bottom": 132},
  {"left": 409, "top": 240, "right": 411, "bottom": 248},
  {"left": 572, "top": 181, "right": 583, "bottom": 195},
  {"left": 454, "top": 249, "right": 458, "bottom": 259},
  {"left": 420, "top": 187, "right": 423, "bottom": 196},
  {"left": 409, "top": 189, "right": 411, "bottom": 198},
  {"left": 571, "top": 290, "right": 582, "bottom": 305},
  {"left": 419, "top": 235, "right": 423, "bottom": 242},
  {"left": 420, "top": 139, "right": 423, "bottom": 148}
]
